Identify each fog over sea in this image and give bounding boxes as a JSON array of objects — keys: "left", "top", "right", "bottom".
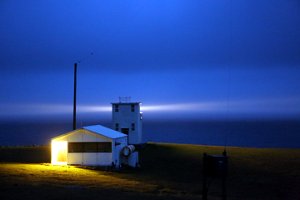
[{"left": 0, "top": 119, "right": 299, "bottom": 148}]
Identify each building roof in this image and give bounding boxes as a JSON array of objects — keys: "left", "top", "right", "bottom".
[
  {"left": 83, "top": 125, "right": 127, "bottom": 139},
  {"left": 111, "top": 102, "right": 141, "bottom": 105}
]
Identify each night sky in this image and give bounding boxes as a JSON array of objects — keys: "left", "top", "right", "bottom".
[{"left": 1, "top": 0, "right": 300, "bottom": 121}]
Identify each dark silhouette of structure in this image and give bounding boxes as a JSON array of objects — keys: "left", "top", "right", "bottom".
[{"left": 202, "top": 151, "right": 228, "bottom": 200}]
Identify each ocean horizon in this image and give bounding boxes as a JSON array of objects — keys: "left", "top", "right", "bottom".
[{"left": 0, "top": 119, "right": 299, "bottom": 148}]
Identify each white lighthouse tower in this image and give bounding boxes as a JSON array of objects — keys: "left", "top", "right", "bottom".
[{"left": 112, "top": 99, "right": 143, "bottom": 145}]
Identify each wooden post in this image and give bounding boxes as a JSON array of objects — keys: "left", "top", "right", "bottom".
[{"left": 73, "top": 63, "right": 77, "bottom": 130}]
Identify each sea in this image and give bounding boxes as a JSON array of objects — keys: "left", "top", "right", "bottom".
[{"left": 0, "top": 119, "right": 299, "bottom": 148}]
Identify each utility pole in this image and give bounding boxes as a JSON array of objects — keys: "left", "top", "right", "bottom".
[{"left": 73, "top": 62, "right": 77, "bottom": 130}]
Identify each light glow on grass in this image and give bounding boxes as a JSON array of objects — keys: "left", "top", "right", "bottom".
[
  {"left": 0, "top": 163, "right": 159, "bottom": 194},
  {"left": 51, "top": 141, "right": 68, "bottom": 165}
]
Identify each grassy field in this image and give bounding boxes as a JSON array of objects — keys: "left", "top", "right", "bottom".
[{"left": 0, "top": 143, "right": 300, "bottom": 200}]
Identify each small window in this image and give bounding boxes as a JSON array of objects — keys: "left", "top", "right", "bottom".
[
  {"left": 68, "top": 142, "right": 83, "bottom": 152},
  {"left": 84, "top": 142, "right": 98, "bottom": 152},
  {"left": 131, "top": 104, "right": 135, "bottom": 112},
  {"left": 131, "top": 123, "right": 135, "bottom": 131},
  {"left": 115, "top": 123, "right": 119, "bottom": 131},
  {"left": 97, "top": 142, "right": 112, "bottom": 152},
  {"left": 115, "top": 105, "right": 119, "bottom": 112},
  {"left": 121, "top": 128, "right": 129, "bottom": 135},
  {"left": 68, "top": 142, "right": 112, "bottom": 153}
]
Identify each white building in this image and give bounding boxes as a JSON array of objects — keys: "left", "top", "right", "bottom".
[
  {"left": 51, "top": 125, "right": 138, "bottom": 167},
  {"left": 51, "top": 100, "right": 143, "bottom": 168},
  {"left": 112, "top": 102, "right": 143, "bottom": 145}
]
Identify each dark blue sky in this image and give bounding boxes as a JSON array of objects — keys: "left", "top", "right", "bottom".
[{"left": 1, "top": 0, "right": 300, "bottom": 120}]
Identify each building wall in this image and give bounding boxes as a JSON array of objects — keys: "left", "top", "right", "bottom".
[
  {"left": 112, "top": 103, "right": 143, "bottom": 144},
  {"left": 113, "top": 136, "right": 128, "bottom": 167},
  {"left": 68, "top": 153, "right": 112, "bottom": 166},
  {"left": 52, "top": 129, "right": 127, "bottom": 166}
]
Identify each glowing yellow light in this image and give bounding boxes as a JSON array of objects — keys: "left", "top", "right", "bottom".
[{"left": 51, "top": 141, "right": 68, "bottom": 165}]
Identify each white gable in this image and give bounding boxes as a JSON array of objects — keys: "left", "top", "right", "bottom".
[{"left": 52, "top": 125, "right": 127, "bottom": 141}]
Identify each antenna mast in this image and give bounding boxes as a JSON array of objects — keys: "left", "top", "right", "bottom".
[{"left": 73, "top": 62, "right": 77, "bottom": 130}]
